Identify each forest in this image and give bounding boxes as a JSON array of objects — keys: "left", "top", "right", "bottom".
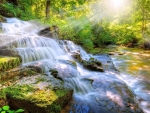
[
  {"left": 0, "top": 0, "right": 150, "bottom": 52},
  {"left": 0, "top": 0, "right": 150, "bottom": 113}
]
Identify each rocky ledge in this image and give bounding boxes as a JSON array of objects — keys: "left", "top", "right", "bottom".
[{"left": 0, "top": 74, "right": 73, "bottom": 113}]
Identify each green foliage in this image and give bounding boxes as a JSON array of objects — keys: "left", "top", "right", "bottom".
[
  {"left": 0, "top": 0, "right": 149, "bottom": 50},
  {"left": 0, "top": 2, "right": 22, "bottom": 17},
  {"left": 0, "top": 105, "right": 24, "bottom": 113}
]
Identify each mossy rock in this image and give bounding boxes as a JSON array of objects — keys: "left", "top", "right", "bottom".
[
  {"left": 0, "top": 15, "right": 6, "bottom": 22},
  {"left": 0, "top": 67, "right": 36, "bottom": 83},
  {"left": 83, "top": 57, "right": 104, "bottom": 72},
  {"left": 0, "top": 56, "right": 20, "bottom": 72},
  {"left": 0, "top": 75, "right": 73, "bottom": 113}
]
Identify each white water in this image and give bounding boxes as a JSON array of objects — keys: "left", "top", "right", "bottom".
[
  {"left": 111, "top": 49, "right": 150, "bottom": 113},
  {"left": 1, "top": 18, "right": 146, "bottom": 113},
  {"left": 0, "top": 18, "right": 92, "bottom": 95}
]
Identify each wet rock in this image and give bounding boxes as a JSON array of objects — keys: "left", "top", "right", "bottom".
[
  {"left": 50, "top": 60, "right": 78, "bottom": 80},
  {"left": 83, "top": 57, "right": 104, "bottom": 72},
  {"left": 118, "top": 52, "right": 125, "bottom": 55},
  {"left": 71, "top": 51, "right": 82, "bottom": 61},
  {"left": 27, "top": 65, "right": 42, "bottom": 73},
  {"left": 99, "top": 101, "right": 107, "bottom": 107},
  {"left": 38, "top": 26, "right": 59, "bottom": 39},
  {"left": 81, "top": 78, "right": 94, "bottom": 84},
  {"left": 0, "top": 15, "right": 6, "bottom": 22},
  {"left": 94, "top": 54, "right": 118, "bottom": 72},
  {"left": 0, "top": 49, "right": 22, "bottom": 61},
  {"left": 108, "top": 52, "right": 115, "bottom": 55},
  {"left": 92, "top": 76, "right": 143, "bottom": 113}
]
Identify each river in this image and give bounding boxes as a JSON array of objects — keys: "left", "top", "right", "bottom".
[
  {"left": 111, "top": 46, "right": 150, "bottom": 113},
  {"left": 0, "top": 18, "right": 148, "bottom": 113}
]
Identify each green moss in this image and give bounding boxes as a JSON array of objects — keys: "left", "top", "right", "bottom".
[
  {"left": 35, "top": 77, "right": 46, "bottom": 83},
  {"left": 0, "top": 56, "right": 20, "bottom": 72},
  {"left": 3, "top": 85, "right": 34, "bottom": 99},
  {"left": 0, "top": 74, "right": 72, "bottom": 112},
  {"left": 2, "top": 84, "right": 68, "bottom": 107},
  {"left": 55, "top": 89, "right": 68, "bottom": 97}
]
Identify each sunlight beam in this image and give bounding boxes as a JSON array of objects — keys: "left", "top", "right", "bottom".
[{"left": 111, "top": 0, "right": 125, "bottom": 9}]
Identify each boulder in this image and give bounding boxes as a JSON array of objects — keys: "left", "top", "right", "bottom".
[
  {"left": 83, "top": 57, "right": 104, "bottom": 72},
  {"left": 94, "top": 54, "right": 118, "bottom": 72},
  {"left": 0, "top": 49, "right": 22, "bottom": 62},
  {"left": 92, "top": 76, "right": 143, "bottom": 113},
  {"left": 38, "top": 26, "right": 59, "bottom": 39},
  {"left": 50, "top": 60, "right": 78, "bottom": 80},
  {"left": 70, "top": 51, "right": 83, "bottom": 62},
  {"left": 0, "top": 75, "right": 73, "bottom": 113}
]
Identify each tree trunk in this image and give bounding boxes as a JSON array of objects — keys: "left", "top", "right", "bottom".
[
  {"left": 46, "top": 0, "right": 51, "bottom": 19},
  {"left": 142, "top": 6, "right": 146, "bottom": 38}
]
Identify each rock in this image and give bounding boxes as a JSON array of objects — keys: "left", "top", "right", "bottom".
[
  {"left": 0, "top": 15, "right": 6, "bottom": 22},
  {"left": 50, "top": 60, "right": 78, "bottom": 80},
  {"left": 81, "top": 78, "right": 94, "bottom": 84},
  {"left": 92, "top": 77, "right": 143, "bottom": 113},
  {"left": 38, "top": 26, "right": 59, "bottom": 39},
  {"left": 118, "top": 52, "right": 125, "bottom": 55},
  {"left": 83, "top": 57, "right": 104, "bottom": 72},
  {"left": 0, "top": 67, "right": 36, "bottom": 83},
  {"left": 93, "top": 54, "right": 118, "bottom": 72},
  {"left": 0, "top": 56, "right": 20, "bottom": 72},
  {"left": 27, "top": 65, "right": 43, "bottom": 73},
  {"left": 108, "top": 52, "right": 115, "bottom": 55},
  {"left": 0, "top": 49, "right": 22, "bottom": 62},
  {"left": 0, "top": 75, "right": 73, "bottom": 113}
]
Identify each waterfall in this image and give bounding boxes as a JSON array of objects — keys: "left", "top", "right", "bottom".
[
  {"left": 59, "top": 40, "right": 91, "bottom": 60},
  {"left": 0, "top": 18, "right": 145, "bottom": 113},
  {"left": 0, "top": 18, "right": 91, "bottom": 94}
]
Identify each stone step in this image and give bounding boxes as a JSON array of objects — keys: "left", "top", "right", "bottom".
[{"left": 0, "top": 67, "right": 36, "bottom": 83}]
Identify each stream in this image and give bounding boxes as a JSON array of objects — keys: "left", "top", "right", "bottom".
[
  {"left": 111, "top": 46, "right": 150, "bottom": 113},
  {"left": 0, "top": 18, "right": 149, "bottom": 113}
]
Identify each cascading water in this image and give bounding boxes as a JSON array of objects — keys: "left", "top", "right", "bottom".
[
  {"left": 0, "top": 18, "right": 145, "bottom": 113},
  {"left": 0, "top": 18, "right": 91, "bottom": 95}
]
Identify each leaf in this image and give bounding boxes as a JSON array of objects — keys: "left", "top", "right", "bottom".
[
  {"left": 1, "top": 111, "right": 6, "bottom": 113},
  {"left": 2, "top": 105, "right": 10, "bottom": 111},
  {"left": 7, "top": 110, "right": 15, "bottom": 113},
  {"left": 0, "top": 108, "right": 2, "bottom": 111},
  {"left": 15, "top": 109, "right": 24, "bottom": 113}
]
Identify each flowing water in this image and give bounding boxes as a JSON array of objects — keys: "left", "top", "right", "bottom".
[
  {"left": 111, "top": 47, "right": 150, "bottom": 113},
  {"left": 0, "top": 18, "right": 149, "bottom": 113}
]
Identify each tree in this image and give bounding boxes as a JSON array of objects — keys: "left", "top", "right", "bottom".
[{"left": 46, "top": 0, "right": 51, "bottom": 18}]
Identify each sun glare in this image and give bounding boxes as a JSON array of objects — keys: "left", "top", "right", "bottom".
[{"left": 111, "top": 0, "right": 124, "bottom": 9}]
